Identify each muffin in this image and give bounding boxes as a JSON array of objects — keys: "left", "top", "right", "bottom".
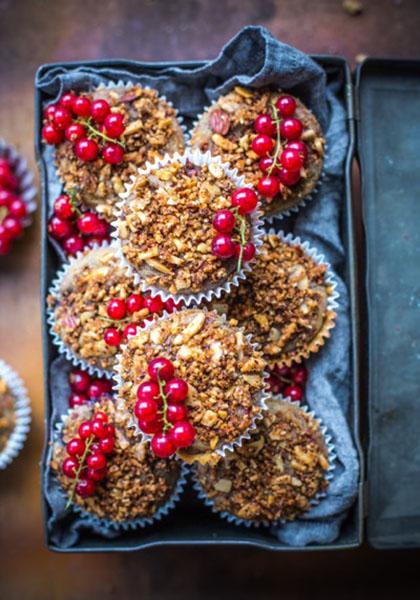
[
  {"left": 51, "top": 397, "right": 185, "bottom": 525},
  {"left": 116, "top": 309, "right": 267, "bottom": 464},
  {"left": 194, "top": 398, "right": 332, "bottom": 524},
  {"left": 53, "top": 84, "right": 185, "bottom": 221},
  {"left": 209, "top": 233, "right": 337, "bottom": 368},
  {"left": 190, "top": 86, "right": 325, "bottom": 217},
  {"left": 114, "top": 151, "right": 262, "bottom": 303},
  {"left": 47, "top": 244, "right": 168, "bottom": 376}
]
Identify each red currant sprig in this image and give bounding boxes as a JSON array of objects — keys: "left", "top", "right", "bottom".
[
  {"left": 68, "top": 368, "right": 112, "bottom": 407},
  {"left": 62, "top": 411, "right": 116, "bottom": 506},
  {"left": 266, "top": 362, "right": 308, "bottom": 402},
  {"left": 48, "top": 189, "right": 111, "bottom": 256},
  {"left": 252, "top": 96, "right": 307, "bottom": 201},
  {"left": 102, "top": 295, "right": 182, "bottom": 349},
  {"left": 211, "top": 187, "right": 257, "bottom": 273},
  {"left": 135, "top": 357, "right": 196, "bottom": 458},
  {"left": 42, "top": 93, "right": 126, "bottom": 165},
  {"left": 0, "top": 157, "right": 27, "bottom": 256}
]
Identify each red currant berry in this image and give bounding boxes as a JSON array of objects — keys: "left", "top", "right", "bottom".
[
  {"left": 107, "top": 298, "right": 127, "bottom": 320},
  {"left": 63, "top": 235, "right": 84, "bottom": 256},
  {"left": 135, "top": 398, "right": 159, "bottom": 422},
  {"left": 103, "top": 113, "right": 125, "bottom": 138},
  {"left": 76, "top": 478, "right": 96, "bottom": 498},
  {"left": 48, "top": 215, "right": 73, "bottom": 240},
  {"left": 137, "top": 380, "right": 160, "bottom": 402},
  {"left": 164, "top": 298, "right": 182, "bottom": 314},
  {"left": 280, "top": 148, "right": 304, "bottom": 171},
  {"left": 148, "top": 357, "right": 175, "bottom": 382},
  {"left": 286, "top": 140, "right": 308, "bottom": 162},
  {"left": 138, "top": 418, "right": 163, "bottom": 435},
  {"left": 164, "top": 378, "right": 188, "bottom": 403},
  {"left": 65, "top": 122, "right": 86, "bottom": 143},
  {"left": 77, "top": 212, "right": 102, "bottom": 235},
  {"left": 102, "top": 143, "right": 124, "bottom": 165},
  {"left": 8, "top": 198, "right": 27, "bottom": 219},
  {"left": 91, "top": 99, "right": 110, "bottom": 123},
  {"left": 59, "top": 92, "right": 76, "bottom": 110},
  {"left": 88, "top": 379, "right": 112, "bottom": 400},
  {"left": 44, "top": 104, "right": 58, "bottom": 120},
  {"left": 123, "top": 322, "right": 138, "bottom": 339},
  {"left": 72, "top": 96, "right": 91, "bottom": 117},
  {"left": 236, "top": 241, "right": 256, "bottom": 262},
  {"left": 126, "top": 294, "right": 143, "bottom": 313},
  {"left": 66, "top": 437, "right": 86, "bottom": 457},
  {"left": 0, "top": 236, "right": 11, "bottom": 255},
  {"left": 278, "top": 168, "right": 301, "bottom": 186},
  {"left": 42, "top": 123, "right": 63, "bottom": 145},
  {"left": 292, "top": 366, "right": 308, "bottom": 385},
  {"left": 104, "top": 327, "right": 122, "bottom": 347},
  {"left": 280, "top": 118, "right": 303, "bottom": 140},
  {"left": 212, "top": 209, "right": 235, "bottom": 234},
  {"left": 167, "top": 403, "right": 188, "bottom": 423},
  {"left": 68, "top": 392, "right": 88, "bottom": 407},
  {"left": 91, "top": 419, "right": 108, "bottom": 439},
  {"left": 254, "top": 114, "right": 276, "bottom": 136},
  {"left": 75, "top": 138, "right": 99, "bottom": 162},
  {"left": 273, "top": 364, "right": 291, "bottom": 377},
  {"left": 232, "top": 187, "right": 258, "bottom": 214},
  {"left": 87, "top": 451, "right": 107, "bottom": 470},
  {"left": 62, "top": 456, "right": 79, "bottom": 478},
  {"left": 283, "top": 384, "right": 303, "bottom": 402},
  {"left": 99, "top": 437, "right": 115, "bottom": 455},
  {"left": 105, "top": 424, "right": 115, "bottom": 437},
  {"left": 0, "top": 189, "right": 14, "bottom": 207},
  {"left": 266, "top": 374, "right": 282, "bottom": 394},
  {"left": 211, "top": 234, "right": 235, "bottom": 259},
  {"left": 276, "top": 95, "right": 297, "bottom": 117},
  {"left": 87, "top": 467, "right": 107, "bottom": 482},
  {"left": 259, "top": 157, "right": 279, "bottom": 175},
  {"left": 78, "top": 420, "right": 93, "bottom": 439},
  {"left": 53, "top": 106, "right": 73, "bottom": 130},
  {"left": 151, "top": 433, "right": 175, "bottom": 458},
  {"left": 257, "top": 175, "right": 280, "bottom": 198},
  {"left": 2, "top": 216, "right": 22, "bottom": 239},
  {"left": 93, "top": 411, "right": 108, "bottom": 423},
  {"left": 143, "top": 295, "right": 164, "bottom": 314},
  {"left": 53, "top": 194, "right": 74, "bottom": 219},
  {"left": 251, "top": 134, "right": 274, "bottom": 157},
  {"left": 170, "top": 421, "right": 196, "bottom": 449}
]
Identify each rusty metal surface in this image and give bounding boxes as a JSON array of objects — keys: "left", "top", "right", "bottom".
[{"left": 0, "top": 0, "right": 420, "bottom": 598}]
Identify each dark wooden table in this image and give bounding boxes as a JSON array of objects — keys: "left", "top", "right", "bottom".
[{"left": 1, "top": 1, "right": 419, "bottom": 598}]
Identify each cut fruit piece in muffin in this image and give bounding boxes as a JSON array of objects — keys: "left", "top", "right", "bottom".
[
  {"left": 114, "top": 153, "right": 262, "bottom": 303},
  {"left": 51, "top": 85, "right": 185, "bottom": 222},
  {"left": 194, "top": 397, "right": 331, "bottom": 524},
  {"left": 208, "top": 233, "right": 337, "bottom": 368},
  {"left": 51, "top": 397, "right": 183, "bottom": 524},
  {"left": 116, "top": 309, "right": 267, "bottom": 464},
  {"left": 189, "top": 86, "right": 325, "bottom": 217}
]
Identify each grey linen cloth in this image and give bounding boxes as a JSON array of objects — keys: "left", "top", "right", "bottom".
[{"left": 38, "top": 25, "right": 359, "bottom": 548}]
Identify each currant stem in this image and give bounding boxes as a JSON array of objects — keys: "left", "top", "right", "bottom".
[
  {"left": 79, "top": 118, "right": 126, "bottom": 149},
  {"left": 68, "top": 188, "right": 82, "bottom": 217},
  {"left": 157, "top": 372, "right": 171, "bottom": 433},
  {"left": 66, "top": 434, "right": 94, "bottom": 509},
  {"left": 268, "top": 101, "right": 283, "bottom": 176},
  {"left": 229, "top": 206, "right": 248, "bottom": 273}
]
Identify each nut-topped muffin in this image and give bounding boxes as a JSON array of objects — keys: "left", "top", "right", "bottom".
[
  {"left": 0, "top": 377, "right": 16, "bottom": 454},
  {"left": 114, "top": 151, "right": 262, "bottom": 303},
  {"left": 43, "top": 85, "right": 185, "bottom": 222},
  {"left": 209, "top": 233, "right": 337, "bottom": 368},
  {"left": 194, "top": 398, "right": 331, "bottom": 524},
  {"left": 47, "top": 244, "right": 171, "bottom": 375},
  {"left": 51, "top": 397, "right": 184, "bottom": 524},
  {"left": 116, "top": 309, "right": 267, "bottom": 464},
  {"left": 190, "top": 86, "right": 325, "bottom": 217}
]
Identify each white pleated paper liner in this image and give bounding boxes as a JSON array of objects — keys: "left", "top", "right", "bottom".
[
  {"left": 113, "top": 307, "right": 270, "bottom": 461},
  {"left": 46, "top": 240, "right": 125, "bottom": 380},
  {"left": 111, "top": 148, "right": 265, "bottom": 307},
  {"left": 0, "top": 138, "right": 37, "bottom": 228},
  {"left": 0, "top": 359, "right": 31, "bottom": 470},
  {"left": 187, "top": 99, "right": 327, "bottom": 223},
  {"left": 53, "top": 413, "right": 189, "bottom": 531},
  {"left": 191, "top": 396, "right": 337, "bottom": 529}
]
